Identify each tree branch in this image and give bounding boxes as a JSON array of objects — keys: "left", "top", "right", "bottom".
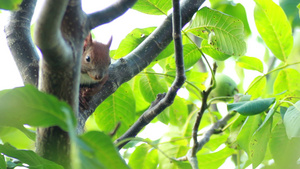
[
  {"left": 191, "top": 63, "right": 217, "bottom": 157},
  {"left": 4, "top": 0, "right": 39, "bottom": 86},
  {"left": 34, "top": 1, "right": 86, "bottom": 167},
  {"left": 81, "top": 0, "right": 206, "bottom": 124},
  {"left": 35, "top": 0, "right": 72, "bottom": 65},
  {"left": 114, "top": 0, "right": 186, "bottom": 149},
  {"left": 87, "top": 0, "right": 138, "bottom": 30},
  {"left": 176, "top": 111, "right": 236, "bottom": 166}
]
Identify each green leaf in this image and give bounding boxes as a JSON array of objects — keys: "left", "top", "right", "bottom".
[
  {"left": 188, "top": 7, "right": 246, "bottom": 56},
  {"left": 249, "top": 114, "right": 272, "bottom": 168},
  {"left": 280, "top": 0, "right": 300, "bottom": 28},
  {"left": 79, "top": 131, "right": 130, "bottom": 169},
  {"left": 298, "top": 3, "right": 300, "bottom": 17},
  {"left": 167, "top": 44, "right": 202, "bottom": 70},
  {"left": 158, "top": 144, "right": 190, "bottom": 169},
  {"left": 0, "top": 143, "right": 63, "bottom": 169},
  {"left": 139, "top": 70, "right": 168, "bottom": 103},
  {"left": 214, "top": 3, "right": 251, "bottom": 37},
  {"left": 0, "top": 0, "right": 22, "bottom": 10},
  {"left": 273, "top": 68, "right": 300, "bottom": 94},
  {"left": 254, "top": 0, "right": 293, "bottom": 62},
  {"left": 197, "top": 147, "right": 234, "bottom": 169},
  {"left": 156, "top": 41, "right": 174, "bottom": 60},
  {"left": 129, "top": 144, "right": 158, "bottom": 169},
  {"left": 257, "top": 102, "right": 277, "bottom": 131},
  {"left": 247, "top": 76, "right": 266, "bottom": 99},
  {"left": 269, "top": 122, "right": 300, "bottom": 168},
  {"left": 204, "top": 134, "right": 228, "bottom": 151},
  {"left": 0, "top": 154, "right": 5, "bottom": 169},
  {"left": 168, "top": 97, "right": 188, "bottom": 126},
  {"left": 0, "top": 127, "right": 34, "bottom": 149},
  {"left": 94, "top": 83, "right": 135, "bottom": 138},
  {"left": 113, "top": 27, "right": 156, "bottom": 59},
  {"left": 132, "top": 75, "right": 150, "bottom": 114},
  {"left": 227, "top": 98, "right": 275, "bottom": 116},
  {"left": 0, "top": 85, "right": 76, "bottom": 132},
  {"left": 283, "top": 100, "right": 300, "bottom": 139},
  {"left": 132, "top": 0, "right": 172, "bottom": 15},
  {"left": 237, "top": 115, "right": 262, "bottom": 154},
  {"left": 236, "top": 56, "right": 264, "bottom": 73},
  {"left": 200, "top": 39, "right": 231, "bottom": 61},
  {"left": 185, "top": 71, "right": 208, "bottom": 91}
]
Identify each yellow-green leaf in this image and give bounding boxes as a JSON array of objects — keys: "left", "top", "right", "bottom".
[
  {"left": 236, "top": 56, "right": 264, "bottom": 73},
  {"left": 132, "top": 0, "right": 172, "bottom": 15},
  {"left": 0, "top": 0, "right": 22, "bottom": 10},
  {"left": 273, "top": 68, "right": 300, "bottom": 94},
  {"left": 201, "top": 39, "right": 231, "bottom": 61},
  {"left": 94, "top": 83, "right": 135, "bottom": 138},
  {"left": 254, "top": 0, "right": 293, "bottom": 62},
  {"left": 188, "top": 7, "right": 246, "bottom": 56},
  {"left": 247, "top": 76, "right": 266, "bottom": 99}
]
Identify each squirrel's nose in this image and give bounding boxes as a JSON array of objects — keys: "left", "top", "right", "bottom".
[{"left": 94, "top": 75, "right": 102, "bottom": 80}]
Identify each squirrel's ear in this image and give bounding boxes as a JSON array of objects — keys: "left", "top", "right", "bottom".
[
  {"left": 84, "top": 33, "right": 93, "bottom": 49},
  {"left": 107, "top": 36, "right": 113, "bottom": 48}
]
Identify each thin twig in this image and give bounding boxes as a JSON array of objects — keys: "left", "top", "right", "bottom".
[
  {"left": 176, "top": 111, "right": 236, "bottom": 163},
  {"left": 191, "top": 63, "right": 217, "bottom": 157},
  {"left": 114, "top": 0, "right": 186, "bottom": 149}
]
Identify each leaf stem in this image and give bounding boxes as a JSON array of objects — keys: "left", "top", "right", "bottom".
[{"left": 245, "top": 61, "right": 300, "bottom": 94}]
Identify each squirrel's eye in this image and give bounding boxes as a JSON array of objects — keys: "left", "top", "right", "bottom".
[{"left": 85, "top": 55, "right": 91, "bottom": 62}]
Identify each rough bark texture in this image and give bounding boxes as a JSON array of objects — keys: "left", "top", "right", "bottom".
[{"left": 4, "top": 0, "right": 39, "bottom": 86}]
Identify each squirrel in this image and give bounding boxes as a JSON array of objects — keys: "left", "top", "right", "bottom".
[{"left": 79, "top": 33, "right": 112, "bottom": 109}]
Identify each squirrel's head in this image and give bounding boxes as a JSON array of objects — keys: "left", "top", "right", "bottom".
[{"left": 81, "top": 33, "right": 112, "bottom": 82}]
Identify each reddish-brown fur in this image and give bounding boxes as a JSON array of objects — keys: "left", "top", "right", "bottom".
[{"left": 79, "top": 33, "right": 112, "bottom": 109}]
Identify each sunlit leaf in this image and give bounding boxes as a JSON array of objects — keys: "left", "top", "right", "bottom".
[
  {"left": 132, "top": 0, "right": 172, "bottom": 15},
  {"left": 213, "top": 3, "right": 251, "bottom": 36},
  {"left": 204, "top": 134, "right": 229, "bottom": 151},
  {"left": 201, "top": 39, "right": 231, "bottom": 61},
  {"left": 227, "top": 98, "right": 275, "bottom": 116},
  {"left": 197, "top": 147, "right": 234, "bottom": 169},
  {"left": 94, "top": 83, "right": 135, "bottom": 138},
  {"left": 249, "top": 114, "right": 272, "bottom": 168},
  {"left": 132, "top": 75, "right": 150, "bottom": 114},
  {"left": 254, "top": 0, "right": 293, "bottom": 61},
  {"left": 0, "top": 0, "right": 22, "bottom": 10},
  {"left": 0, "top": 127, "right": 34, "bottom": 149},
  {"left": 283, "top": 101, "right": 300, "bottom": 139},
  {"left": 237, "top": 115, "right": 262, "bottom": 154},
  {"left": 139, "top": 70, "right": 168, "bottom": 103},
  {"left": 247, "top": 76, "right": 266, "bottom": 99},
  {"left": 167, "top": 44, "right": 202, "bottom": 70},
  {"left": 273, "top": 68, "right": 300, "bottom": 94},
  {"left": 79, "top": 131, "right": 130, "bottom": 169},
  {"left": 156, "top": 41, "right": 174, "bottom": 61},
  {"left": 113, "top": 27, "right": 156, "bottom": 59},
  {"left": 0, "top": 143, "right": 63, "bottom": 169},
  {"left": 0, "top": 85, "right": 75, "bottom": 132},
  {"left": 236, "top": 56, "right": 264, "bottom": 73},
  {"left": 168, "top": 97, "right": 188, "bottom": 126},
  {"left": 185, "top": 71, "right": 208, "bottom": 91},
  {"left": 0, "top": 154, "right": 5, "bottom": 169},
  {"left": 269, "top": 122, "right": 300, "bottom": 168},
  {"left": 158, "top": 143, "right": 190, "bottom": 169},
  {"left": 129, "top": 144, "right": 158, "bottom": 169},
  {"left": 188, "top": 7, "right": 246, "bottom": 56}
]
